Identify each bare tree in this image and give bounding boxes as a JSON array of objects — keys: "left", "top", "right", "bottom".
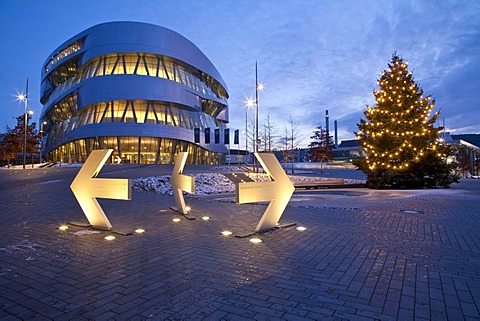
[
  {"left": 261, "top": 113, "right": 278, "bottom": 152},
  {"left": 281, "top": 116, "right": 302, "bottom": 174}
]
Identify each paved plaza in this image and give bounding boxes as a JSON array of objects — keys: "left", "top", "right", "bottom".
[{"left": 1, "top": 165, "right": 480, "bottom": 320}]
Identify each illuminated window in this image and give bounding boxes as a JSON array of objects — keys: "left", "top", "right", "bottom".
[
  {"left": 123, "top": 102, "right": 136, "bottom": 122},
  {"left": 47, "top": 52, "right": 228, "bottom": 102},
  {"left": 125, "top": 56, "right": 136, "bottom": 74},
  {"left": 45, "top": 38, "right": 84, "bottom": 72}
]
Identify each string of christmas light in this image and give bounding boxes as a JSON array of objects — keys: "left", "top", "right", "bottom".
[{"left": 355, "top": 54, "right": 445, "bottom": 173}]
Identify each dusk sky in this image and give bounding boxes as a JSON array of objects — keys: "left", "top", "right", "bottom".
[{"left": 1, "top": 0, "right": 479, "bottom": 147}]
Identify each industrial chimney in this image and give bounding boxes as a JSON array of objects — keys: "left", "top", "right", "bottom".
[{"left": 334, "top": 120, "right": 338, "bottom": 147}]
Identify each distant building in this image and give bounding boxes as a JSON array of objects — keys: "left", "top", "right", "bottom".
[
  {"left": 39, "top": 22, "right": 229, "bottom": 164},
  {"left": 451, "top": 134, "right": 480, "bottom": 147},
  {"left": 442, "top": 133, "right": 479, "bottom": 176},
  {"left": 333, "top": 139, "right": 364, "bottom": 160}
]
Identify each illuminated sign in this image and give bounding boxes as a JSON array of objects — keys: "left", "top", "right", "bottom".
[
  {"left": 171, "top": 152, "right": 195, "bottom": 214},
  {"left": 236, "top": 153, "right": 295, "bottom": 232},
  {"left": 70, "top": 149, "right": 131, "bottom": 230}
]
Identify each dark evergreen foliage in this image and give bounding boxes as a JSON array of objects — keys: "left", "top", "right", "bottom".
[
  {"left": 354, "top": 54, "right": 458, "bottom": 188},
  {"left": 308, "top": 124, "right": 335, "bottom": 173}
]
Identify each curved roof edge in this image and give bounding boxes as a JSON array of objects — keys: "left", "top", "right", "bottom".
[{"left": 42, "top": 21, "right": 228, "bottom": 91}]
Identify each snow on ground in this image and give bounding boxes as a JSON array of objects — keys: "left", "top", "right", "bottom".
[
  {"left": 132, "top": 173, "right": 236, "bottom": 195},
  {"left": 132, "top": 172, "right": 366, "bottom": 196},
  {"left": 0, "top": 162, "right": 83, "bottom": 170}
]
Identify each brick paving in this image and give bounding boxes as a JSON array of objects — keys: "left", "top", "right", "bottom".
[{"left": 1, "top": 166, "right": 480, "bottom": 320}]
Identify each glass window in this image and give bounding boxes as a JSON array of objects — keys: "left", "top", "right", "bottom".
[
  {"left": 136, "top": 55, "right": 148, "bottom": 76},
  {"left": 118, "top": 136, "right": 139, "bottom": 164},
  {"left": 145, "top": 102, "right": 157, "bottom": 124},
  {"left": 155, "top": 103, "right": 166, "bottom": 124},
  {"left": 175, "top": 66, "right": 185, "bottom": 85},
  {"left": 123, "top": 102, "right": 136, "bottom": 122},
  {"left": 164, "top": 60, "right": 175, "bottom": 81},
  {"left": 112, "top": 101, "right": 124, "bottom": 122},
  {"left": 113, "top": 55, "right": 125, "bottom": 75},
  {"left": 102, "top": 102, "right": 113, "bottom": 123},
  {"left": 139, "top": 137, "right": 158, "bottom": 164},
  {"left": 125, "top": 56, "right": 136, "bottom": 74},
  {"left": 145, "top": 56, "right": 158, "bottom": 77},
  {"left": 104, "top": 56, "right": 117, "bottom": 75},
  {"left": 94, "top": 104, "right": 106, "bottom": 124},
  {"left": 134, "top": 100, "right": 147, "bottom": 123}
]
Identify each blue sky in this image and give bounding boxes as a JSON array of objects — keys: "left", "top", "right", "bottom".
[{"left": 1, "top": 0, "right": 479, "bottom": 147}]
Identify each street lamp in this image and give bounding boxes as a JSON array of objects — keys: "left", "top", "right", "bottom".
[{"left": 16, "top": 80, "right": 29, "bottom": 170}]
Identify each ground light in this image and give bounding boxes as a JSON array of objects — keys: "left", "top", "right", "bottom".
[
  {"left": 221, "top": 231, "right": 233, "bottom": 236},
  {"left": 173, "top": 218, "right": 181, "bottom": 223},
  {"left": 104, "top": 235, "right": 116, "bottom": 241},
  {"left": 249, "top": 238, "right": 263, "bottom": 244},
  {"left": 296, "top": 226, "right": 307, "bottom": 231},
  {"left": 58, "top": 225, "right": 69, "bottom": 231},
  {"left": 135, "top": 228, "right": 146, "bottom": 234},
  {"left": 185, "top": 206, "right": 191, "bottom": 212},
  {"left": 202, "top": 216, "right": 210, "bottom": 221}
]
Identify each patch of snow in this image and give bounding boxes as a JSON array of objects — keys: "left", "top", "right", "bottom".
[
  {"left": 1, "top": 163, "right": 48, "bottom": 170},
  {"left": 213, "top": 166, "right": 244, "bottom": 172},
  {"left": 132, "top": 173, "right": 236, "bottom": 195},
  {"left": 133, "top": 172, "right": 365, "bottom": 195},
  {"left": 52, "top": 163, "right": 84, "bottom": 168}
]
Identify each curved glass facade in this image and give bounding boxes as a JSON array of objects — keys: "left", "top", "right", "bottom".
[
  {"left": 51, "top": 136, "right": 218, "bottom": 165},
  {"left": 46, "top": 52, "right": 228, "bottom": 104},
  {"left": 40, "top": 22, "right": 229, "bottom": 164}
]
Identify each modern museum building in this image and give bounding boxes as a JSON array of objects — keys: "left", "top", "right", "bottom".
[{"left": 40, "top": 21, "right": 229, "bottom": 164}]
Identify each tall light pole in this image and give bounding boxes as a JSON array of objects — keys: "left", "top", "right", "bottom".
[
  {"left": 245, "top": 97, "right": 255, "bottom": 163},
  {"left": 254, "top": 62, "right": 264, "bottom": 173},
  {"left": 254, "top": 62, "right": 265, "bottom": 154},
  {"left": 16, "top": 79, "right": 29, "bottom": 169},
  {"left": 39, "top": 121, "right": 47, "bottom": 164}
]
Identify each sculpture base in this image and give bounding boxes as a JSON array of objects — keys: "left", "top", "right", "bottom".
[
  {"left": 234, "top": 222, "right": 297, "bottom": 238},
  {"left": 169, "top": 206, "right": 196, "bottom": 220},
  {"left": 67, "top": 221, "right": 133, "bottom": 235}
]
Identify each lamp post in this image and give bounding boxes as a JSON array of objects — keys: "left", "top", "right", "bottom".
[
  {"left": 39, "top": 121, "right": 47, "bottom": 164},
  {"left": 16, "top": 79, "right": 29, "bottom": 170},
  {"left": 254, "top": 62, "right": 264, "bottom": 172},
  {"left": 245, "top": 107, "right": 248, "bottom": 159},
  {"left": 255, "top": 62, "right": 259, "bottom": 154},
  {"left": 245, "top": 97, "right": 255, "bottom": 163},
  {"left": 254, "top": 62, "right": 266, "bottom": 152}
]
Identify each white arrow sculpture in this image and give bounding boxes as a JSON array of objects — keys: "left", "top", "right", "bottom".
[
  {"left": 70, "top": 149, "right": 131, "bottom": 230},
  {"left": 236, "top": 152, "right": 295, "bottom": 232},
  {"left": 171, "top": 152, "right": 195, "bottom": 215}
]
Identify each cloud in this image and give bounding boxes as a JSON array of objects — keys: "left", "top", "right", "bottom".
[{"left": 1, "top": 0, "right": 479, "bottom": 143}]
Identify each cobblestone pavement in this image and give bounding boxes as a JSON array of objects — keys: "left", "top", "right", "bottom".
[{"left": 1, "top": 166, "right": 479, "bottom": 320}]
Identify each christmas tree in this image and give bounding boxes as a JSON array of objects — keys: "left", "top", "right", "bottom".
[
  {"left": 308, "top": 124, "right": 335, "bottom": 174},
  {"left": 354, "top": 53, "right": 457, "bottom": 188}
]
